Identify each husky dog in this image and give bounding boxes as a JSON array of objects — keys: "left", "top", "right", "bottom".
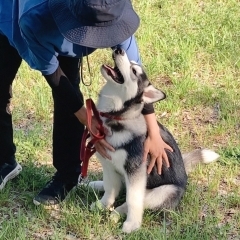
[{"left": 90, "top": 48, "right": 219, "bottom": 233}]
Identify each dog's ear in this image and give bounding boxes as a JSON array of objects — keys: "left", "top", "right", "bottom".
[{"left": 143, "top": 85, "right": 166, "bottom": 104}]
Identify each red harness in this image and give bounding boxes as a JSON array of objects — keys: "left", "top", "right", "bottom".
[
  {"left": 80, "top": 98, "right": 123, "bottom": 179},
  {"left": 99, "top": 112, "right": 123, "bottom": 121},
  {"left": 80, "top": 99, "right": 105, "bottom": 178}
]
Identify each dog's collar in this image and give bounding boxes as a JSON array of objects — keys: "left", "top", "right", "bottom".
[{"left": 99, "top": 112, "right": 123, "bottom": 120}]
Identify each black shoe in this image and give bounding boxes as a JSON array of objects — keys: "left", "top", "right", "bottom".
[
  {"left": 0, "top": 162, "right": 22, "bottom": 190},
  {"left": 33, "top": 172, "right": 78, "bottom": 206}
]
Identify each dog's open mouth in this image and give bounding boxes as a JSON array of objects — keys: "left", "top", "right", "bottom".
[{"left": 102, "top": 65, "right": 124, "bottom": 84}]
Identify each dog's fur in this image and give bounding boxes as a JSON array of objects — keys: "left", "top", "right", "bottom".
[{"left": 90, "top": 48, "right": 219, "bottom": 233}]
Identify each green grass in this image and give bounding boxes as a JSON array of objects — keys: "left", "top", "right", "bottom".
[{"left": 1, "top": 0, "right": 240, "bottom": 239}]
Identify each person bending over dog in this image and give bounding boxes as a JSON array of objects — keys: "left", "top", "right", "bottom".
[{"left": 0, "top": 0, "right": 172, "bottom": 205}]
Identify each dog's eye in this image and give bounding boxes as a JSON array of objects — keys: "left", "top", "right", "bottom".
[{"left": 132, "top": 68, "right": 137, "bottom": 75}]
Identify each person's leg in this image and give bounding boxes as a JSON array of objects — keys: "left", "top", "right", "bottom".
[
  {"left": 52, "top": 56, "right": 84, "bottom": 180},
  {"left": 0, "top": 34, "right": 22, "bottom": 190},
  {"left": 34, "top": 56, "right": 84, "bottom": 205}
]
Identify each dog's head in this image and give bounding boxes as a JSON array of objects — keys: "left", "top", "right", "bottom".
[{"left": 98, "top": 48, "right": 166, "bottom": 116}]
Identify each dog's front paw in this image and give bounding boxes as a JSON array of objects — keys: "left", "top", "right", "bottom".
[
  {"left": 90, "top": 200, "right": 114, "bottom": 211},
  {"left": 122, "top": 220, "right": 141, "bottom": 233},
  {"left": 110, "top": 210, "right": 121, "bottom": 223},
  {"left": 90, "top": 200, "right": 105, "bottom": 211}
]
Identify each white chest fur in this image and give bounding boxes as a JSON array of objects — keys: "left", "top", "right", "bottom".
[{"left": 104, "top": 115, "right": 147, "bottom": 148}]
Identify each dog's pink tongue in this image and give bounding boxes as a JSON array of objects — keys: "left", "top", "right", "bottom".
[{"left": 103, "top": 65, "right": 116, "bottom": 77}]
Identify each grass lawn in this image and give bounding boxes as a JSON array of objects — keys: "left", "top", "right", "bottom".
[{"left": 1, "top": 0, "right": 239, "bottom": 239}]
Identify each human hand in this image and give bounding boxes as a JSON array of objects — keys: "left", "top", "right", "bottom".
[
  {"left": 75, "top": 105, "right": 115, "bottom": 160},
  {"left": 143, "top": 132, "right": 173, "bottom": 174}
]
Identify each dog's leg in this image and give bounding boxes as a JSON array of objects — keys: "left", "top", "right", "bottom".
[
  {"left": 91, "top": 158, "right": 122, "bottom": 210},
  {"left": 110, "top": 201, "right": 128, "bottom": 223},
  {"left": 144, "top": 185, "right": 184, "bottom": 210},
  {"left": 122, "top": 164, "right": 147, "bottom": 233},
  {"left": 101, "top": 164, "right": 122, "bottom": 208}
]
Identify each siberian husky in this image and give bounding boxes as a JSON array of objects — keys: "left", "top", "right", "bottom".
[{"left": 89, "top": 48, "right": 219, "bottom": 233}]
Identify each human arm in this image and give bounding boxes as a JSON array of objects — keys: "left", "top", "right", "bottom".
[
  {"left": 143, "top": 113, "right": 173, "bottom": 174},
  {"left": 44, "top": 67, "right": 114, "bottom": 159}
]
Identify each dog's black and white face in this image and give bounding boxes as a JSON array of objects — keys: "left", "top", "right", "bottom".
[{"left": 98, "top": 48, "right": 166, "bottom": 115}]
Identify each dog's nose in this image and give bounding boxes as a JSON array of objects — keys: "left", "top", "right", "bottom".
[{"left": 115, "top": 48, "right": 124, "bottom": 55}]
